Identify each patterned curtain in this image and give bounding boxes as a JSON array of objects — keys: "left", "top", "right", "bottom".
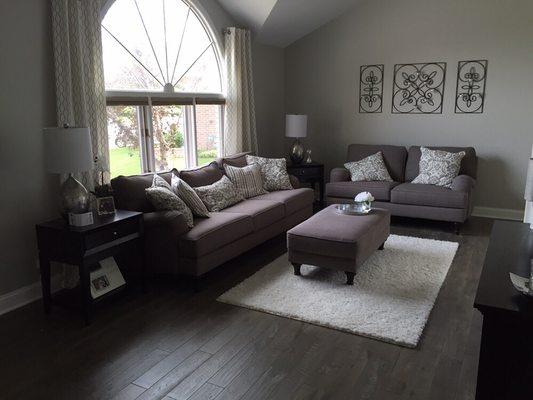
[
  {"left": 51, "top": 0, "right": 109, "bottom": 188},
  {"left": 224, "top": 27, "right": 258, "bottom": 156}
]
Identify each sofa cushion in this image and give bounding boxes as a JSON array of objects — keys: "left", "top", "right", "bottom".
[
  {"left": 343, "top": 152, "right": 393, "bottom": 182},
  {"left": 179, "top": 212, "right": 253, "bottom": 258},
  {"left": 111, "top": 170, "right": 176, "bottom": 212},
  {"left": 390, "top": 183, "right": 468, "bottom": 209},
  {"left": 221, "top": 199, "right": 284, "bottom": 230},
  {"left": 179, "top": 162, "right": 223, "bottom": 188},
  {"left": 224, "top": 164, "right": 267, "bottom": 198},
  {"left": 193, "top": 176, "right": 244, "bottom": 212},
  {"left": 346, "top": 144, "right": 408, "bottom": 182},
  {"left": 411, "top": 147, "right": 466, "bottom": 188},
  {"left": 249, "top": 188, "right": 314, "bottom": 215},
  {"left": 405, "top": 146, "right": 477, "bottom": 181},
  {"left": 246, "top": 155, "right": 293, "bottom": 191},
  {"left": 216, "top": 151, "right": 251, "bottom": 168},
  {"left": 326, "top": 181, "right": 400, "bottom": 201}
]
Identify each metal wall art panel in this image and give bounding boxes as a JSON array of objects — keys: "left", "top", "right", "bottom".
[
  {"left": 392, "top": 62, "right": 446, "bottom": 114},
  {"left": 359, "top": 64, "right": 384, "bottom": 113},
  {"left": 455, "top": 60, "right": 488, "bottom": 113}
]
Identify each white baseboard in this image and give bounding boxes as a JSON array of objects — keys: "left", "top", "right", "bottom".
[
  {"left": 472, "top": 206, "right": 524, "bottom": 221},
  {"left": 0, "top": 276, "right": 62, "bottom": 316}
]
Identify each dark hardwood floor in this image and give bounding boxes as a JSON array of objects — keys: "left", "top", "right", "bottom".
[{"left": 0, "top": 217, "right": 493, "bottom": 400}]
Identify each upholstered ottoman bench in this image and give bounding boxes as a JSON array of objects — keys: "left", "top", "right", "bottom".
[{"left": 287, "top": 205, "right": 390, "bottom": 285}]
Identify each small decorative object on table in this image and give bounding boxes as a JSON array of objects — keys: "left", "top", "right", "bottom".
[
  {"left": 304, "top": 149, "right": 312, "bottom": 164},
  {"left": 354, "top": 191, "right": 375, "bottom": 212},
  {"left": 96, "top": 196, "right": 116, "bottom": 216},
  {"left": 509, "top": 259, "right": 533, "bottom": 296}
]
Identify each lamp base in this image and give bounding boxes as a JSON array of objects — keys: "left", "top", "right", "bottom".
[
  {"left": 289, "top": 139, "right": 305, "bottom": 164},
  {"left": 60, "top": 174, "right": 90, "bottom": 218}
]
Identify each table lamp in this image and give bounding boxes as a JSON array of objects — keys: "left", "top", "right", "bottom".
[
  {"left": 44, "top": 126, "right": 94, "bottom": 217},
  {"left": 525, "top": 144, "right": 533, "bottom": 229},
  {"left": 286, "top": 114, "right": 307, "bottom": 164}
]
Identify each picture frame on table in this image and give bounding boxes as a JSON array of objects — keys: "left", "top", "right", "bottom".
[{"left": 96, "top": 196, "right": 115, "bottom": 216}]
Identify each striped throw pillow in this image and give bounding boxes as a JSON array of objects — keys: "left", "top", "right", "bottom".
[
  {"left": 171, "top": 174, "right": 210, "bottom": 217},
  {"left": 224, "top": 164, "right": 267, "bottom": 199}
]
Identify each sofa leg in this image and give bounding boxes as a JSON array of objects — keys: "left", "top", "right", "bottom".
[
  {"left": 345, "top": 271, "right": 355, "bottom": 285},
  {"left": 454, "top": 222, "right": 462, "bottom": 235},
  {"left": 378, "top": 242, "right": 385, "bottom": 250},
  {"left": 292, "top": 263, "right": 302, "bottom": 276}
]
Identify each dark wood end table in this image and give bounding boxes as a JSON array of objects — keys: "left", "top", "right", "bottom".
[
  {"left": 35, "top": 210, "right": 144, "bottom": 325},
  {"left": 287, "top": 161, "right": 324, "bottom": 207}
]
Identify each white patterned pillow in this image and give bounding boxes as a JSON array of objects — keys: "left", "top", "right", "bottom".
[
  {"left": 245, "top": 155, "right": 292, "bottom": 191},
  {"left": 193, "top": 176, "right": 244, "bottom": 212},
  {"left": 145, "top": 187, "right": 194, "bottom": 228},
  {"left": 152, "top": 173, "right": 172, "bottom": 190},
  {"left": 344, "top": 152, "right": 393, "bottom": 182},
  {"left": 171, "top": 174, "right": 210, "bottom": 217},
  {"left": 412, "top": 147, "right": 466, "bottom": 188},
  {"left": 224, "top": 164, "right": 267, "bottom": 198}
]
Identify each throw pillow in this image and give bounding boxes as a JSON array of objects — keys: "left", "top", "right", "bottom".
[
  {"left": 224, "top": 163, "right": 267, "bottom": 198},
  {"left": 193, "top": 175, "right": 244, "bottom": 212},
  {"left": 343, "top": 152, "right": 393, "bottom": 182},
  {"left": 145, "top": 187, "right": 194, "bottom": 228},
  {"left": 245, "top": 155, "right": 293, "bottom": 191},
  {"left": 171, "top": 174, "right": 210, "bottom": 217},
  {"left": 152, "top": 173, "right": 172, "bottom": 190},
  {"left": 412, "top": 147, "right": 466, "bottom": 188}
]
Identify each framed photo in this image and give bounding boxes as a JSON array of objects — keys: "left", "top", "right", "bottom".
[
  {"left": 96, "top": 196, "right": 115, "bottom": 216},
  {"left": 90, "top": 257, "right": 125, "bottom": 299}
]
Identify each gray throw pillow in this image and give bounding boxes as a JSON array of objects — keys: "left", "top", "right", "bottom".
[
  {"left": 171, "top": 174, "right": 210, "bottom": 218},
  {"left": 344, "top": 152, "right": 393, "bottom": 182},
  {"left": 245, "top": 155, "right": 292, "bottom": 191},
  {"left": 224, "top": 163, "right": 267, "bottom": 198},
  {"left": 145, "top": 187, "right": 194, "bottom": 228},
  {"left": 193, "top": 175, "right": 244, "bottom": 212},
  {"left": 412, "top": 147, "right": 466, "bottom": 188}
]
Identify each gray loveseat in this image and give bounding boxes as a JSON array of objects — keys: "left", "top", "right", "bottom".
[
  {"left": 111, "top": 152, "right": 314, "bottom": 282},
  {"left": 326, "top": 144, "right": 477, "bottom": 229}
]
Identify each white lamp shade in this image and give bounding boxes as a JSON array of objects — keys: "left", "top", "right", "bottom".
[
  {"left": 43, "top": 127, "right": 94, "bottom": 173},
  {"left": 526, "top": 160, "right": 533, "bottom": 201},
  {"left": 285, "top": 114, "right": 307, "bottom": 138}
]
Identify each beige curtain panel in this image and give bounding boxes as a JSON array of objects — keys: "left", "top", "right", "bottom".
[
  {"left": 51, "top": 0, "right": 109, "bottom": 188},
  {"left": 224, "top": 27, "right": 258, "bottom": 156}
]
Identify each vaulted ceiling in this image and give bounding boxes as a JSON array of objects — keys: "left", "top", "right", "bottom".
[{"left": 216, "top": 0, "right": 360, "bottom": 47}]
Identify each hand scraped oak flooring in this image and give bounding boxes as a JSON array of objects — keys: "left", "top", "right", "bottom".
[{"left": 0, "top": 217, "right": 492, "bottom": 399}]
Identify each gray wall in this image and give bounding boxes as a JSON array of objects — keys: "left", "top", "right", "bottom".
[
  {"left": 0, "top": 0, "right": 57, "bottom": 296},
  {"left": 285, "top": 0, "right": 533, "bottom": 211}
]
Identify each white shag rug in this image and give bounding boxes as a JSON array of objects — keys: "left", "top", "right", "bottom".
[{"left": 218, "top": 235, "right": 458, "bottom": 348}]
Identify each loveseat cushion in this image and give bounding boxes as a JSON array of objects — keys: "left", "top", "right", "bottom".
[
  {"left": 405, "top": 146, "right": 477, "bottom": 181},
  {"left": 390, "top": 183, "right": 468, "bottom": 209},
  {"left": 326, "top": 181, "right": 399, "bottom": 201},
  {"left": 179, "top": 212, "right": 253, "bottom": 258},
  {"left": 221, "top": 199, "right": 284, "bottom": 230},
  {"left": 249, "top": 188, "right": 314, "bottom": 215},
  {"left": 346, "top": 144, "right": 408, "bottom": 182}
]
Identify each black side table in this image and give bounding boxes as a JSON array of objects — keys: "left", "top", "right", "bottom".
[
  {"left": 287, "top": 161, "right": 325, "bottom": 207},
  {"left": 36, "top": 210, "right": 144, "bottom": 325}
]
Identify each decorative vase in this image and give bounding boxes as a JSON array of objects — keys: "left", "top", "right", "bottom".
[
  {"left": 354, "top": 201, "right": 372, "bottom": 213},
  {"left": 304, "top": 149, "right": 312, "bottom": 164},
  {"left": 289, "top": 139, "right": 304, "bottom": 164}
]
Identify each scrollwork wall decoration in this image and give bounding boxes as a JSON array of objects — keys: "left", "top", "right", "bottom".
[
  {"left": 455, "top": 60, "right": 487, "bottom": 113},
  {"left": 359, "top": 64, "right": 384, "bottom": 113},
  {"left": 392, "top": 62, "right": 446, "bottom": 114}
]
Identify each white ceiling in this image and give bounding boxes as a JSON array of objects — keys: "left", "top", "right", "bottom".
[{"left": 217, "top": 0, "right": 360, "bottom": 47}]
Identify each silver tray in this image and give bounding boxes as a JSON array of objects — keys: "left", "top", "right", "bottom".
[{"left": 335, "top": 204, "right": 371, "bottom": 216}]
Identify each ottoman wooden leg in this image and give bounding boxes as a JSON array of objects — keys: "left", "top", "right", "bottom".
[
  {"left": 292, "top": 263, "right": 302, "bottom": 276},
  {"left": 345, "top": 271, "right": 355, "bottom": 285},
  {"left": 378, "top": 242, "right": 385, "bottom": 250}
]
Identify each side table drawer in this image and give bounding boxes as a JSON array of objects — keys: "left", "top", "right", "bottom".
[
  {"left": 290, "top": 167, "right": 322, "bottom": 177},
  {"left": 84, "top": 218, "right": 139, "bottom": 250}
]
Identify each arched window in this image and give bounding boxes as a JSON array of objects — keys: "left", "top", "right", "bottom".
[{"left": 101, "top": 0, "right": 225, "bottom": 177}]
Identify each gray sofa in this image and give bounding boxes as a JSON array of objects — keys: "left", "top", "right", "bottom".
[
  {"left": 111, "top": 152, "right": 314, "bottom": 280},
  {"left": 326, "top": 144, "right": 477, "bottom": 227}
]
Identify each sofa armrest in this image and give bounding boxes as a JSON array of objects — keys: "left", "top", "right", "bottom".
[
  {"left": 143, "top": 211, "right": 190, "bottom": 275},
  {"left": 289, "top": 174, "right": 301, "bottom": 189},
  {"left": 330, "top": 167, "right": 350, "bottom": 183},
  {"left": 451, "top": 175, "right": 476, "bottom": 192}
]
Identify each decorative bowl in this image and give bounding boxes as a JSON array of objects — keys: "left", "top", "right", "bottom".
[{"left": 335, "top": 203, "right": 372, "bottom": 216}]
